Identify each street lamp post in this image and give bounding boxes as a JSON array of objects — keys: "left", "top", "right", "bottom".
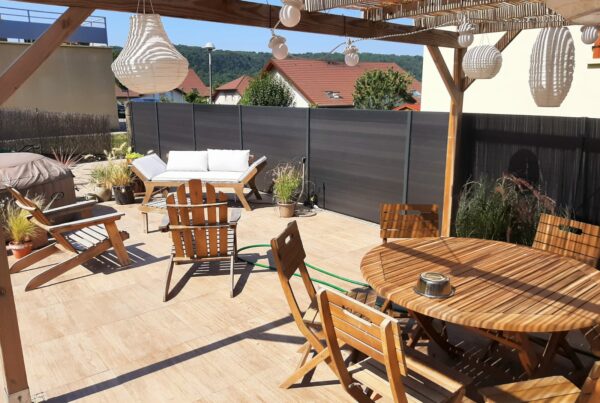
[{"left": 203, "top": 42, "right": 215, "bottom": 104}]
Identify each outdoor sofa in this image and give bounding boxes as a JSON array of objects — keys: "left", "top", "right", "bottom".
[{"left": 131, "top": 150, "right": 267, "bottom": 212}]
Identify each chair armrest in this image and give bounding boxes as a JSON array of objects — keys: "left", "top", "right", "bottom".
[
  {"left": 229, "top": 208, "right": 242, "bottom": 225},
  {"left": 43, "top": 200, "right": 97, "bottom": 218},
  {"left": 47, "top": 212, "right": 125, "bottom": 233}
]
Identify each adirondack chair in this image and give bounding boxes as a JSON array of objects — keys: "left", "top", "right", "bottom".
[
  {"left": 163, "top": 180, "right": 240, "bottom": 301},
  {"left": 479, "top": 361, "right": 600, "bottom": 402},
  {"left": 317, "top": 289, "right": 469, "bottom": 403},
  {"left": 7, "top": 187, "right": 130, "bottom": 291},
  {"left": 379, "top": 203, "right": 439, "bottom": 244}
]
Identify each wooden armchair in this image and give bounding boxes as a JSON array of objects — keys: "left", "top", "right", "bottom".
[
  {"left": 479, "top": 361, "right": 600, "bottom": 402},
  {"left": 7, "top": 187, "right": 130, "bottom": 291},
  {"left": 379, "top": 204, "right": 439, "bottom": 243},
  {"left": 317, "top": 289, "right": 469, "bottom": 403},
  {"left": 163, "top": 180, "right": 240, "bottom": 301},
  {"left": 270, "top": 221, "right": 391, "bottom": 389}
]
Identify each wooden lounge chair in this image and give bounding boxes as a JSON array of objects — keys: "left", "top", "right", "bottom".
[
  {"left": 7, "top": 187, "right": 130, "bottom": 291},
  {"left": 270, "top": 221, "right": 394, "bottom": 389},
  {"left": 380, "top": 204, "right": 439, "bottom": 244},
  {"left": 479, "top": 361, "right": 600, "bottom": 402},
  {"left": 317, "top": 288, "right": 470, "bottom": 403},
  {"left": 163, "top": 179, "right": 240, "bottom": 301}
]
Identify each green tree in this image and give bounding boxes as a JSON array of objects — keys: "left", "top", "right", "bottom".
[
  {"left": 353, "top": 68, "right": 415, "bottom": 110},
  {"left": 240, "top": 73, "right": 294, "bottom": 107},
  {"left": 184, "top": 89, "right": 209, "bottom": 104}
]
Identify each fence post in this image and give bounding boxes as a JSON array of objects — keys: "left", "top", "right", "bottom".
[
  {"left": 402, "top": 111, "right": 413, "bottom": 204},
  {"left": 239, "top": 105, "right": 243, "bottom": 149},
  {"left": 155, "top": 102, "right": 161, "bottom": 158},
  {"left": 192, "top": 104, "right": 197, "bottom": 150},
  {"left": 306, "top": 108, "right": 311, "bottom": 185}
]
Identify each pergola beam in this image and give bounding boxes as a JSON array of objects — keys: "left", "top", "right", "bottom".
[
  {"left": 15, "top": 0, "right": 460, "bottom": 48},
  {"left": 427, "top": 46, "right": 460, "bottom": 104},
  {"left": 0, "top": 6, "right": 93, "bottom": 105}
]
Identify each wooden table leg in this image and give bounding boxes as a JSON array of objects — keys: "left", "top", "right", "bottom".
[
  {"left": 410, "top": 311, "right": 462, "bottom": 357},
  {"left": 513, "top": 333, "right": 539, "bottom": 377}
]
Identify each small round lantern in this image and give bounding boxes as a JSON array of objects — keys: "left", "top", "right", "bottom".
[
  {"left": 545, "top": 0, "right": 600, "bottom": 25},
  {"left": 457, "top": 22, "right": 478, "bottom": 48},
  {"left": 112, "top": 14, "right": 189, "bottom": 94},
  {"left": 344, "top": 42, "right": 359, "bottom": 67},
  {"left": 462, "top": 45, "right": 503, "bottom": 79},
  {"left": 581, "top": 25, "right": 599, "bottom": 45},
  {"left": 279, "top": 0, "right": 303, "bottom": 28},
  {"left": 529, "top": 27, "right": 575, "bottom": 107},
  {"left": 269, "top": 34, "right": 289, "bottom": 60}
]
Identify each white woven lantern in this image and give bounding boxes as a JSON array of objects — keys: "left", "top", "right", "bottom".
[
  {"left": 545, "top": 0, "right": 600, "bottom": 25},
  {"left": 581, "top": 25, "right": 599, "bottom": 45},
  {"left": 112, "top": 14, "right": 189, "bottom": 94},
  {"left": 462, "top": 45, "right": 503, "bottom": 79},
  {"left": 529, "top": 27, "right": 575, "bottom": 107}
]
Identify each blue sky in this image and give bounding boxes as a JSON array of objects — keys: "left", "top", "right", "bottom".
[{"left": 0, "top": 0, "right": 423, "bottom": 56}]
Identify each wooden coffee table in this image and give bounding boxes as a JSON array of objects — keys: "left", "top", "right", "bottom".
[{"left": 360, "top": 237, "right": 600, "bottom": 376}]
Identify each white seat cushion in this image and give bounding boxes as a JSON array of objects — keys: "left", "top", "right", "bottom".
[
  {"left": 207, "top": 149, "right": 250, "bottom": 172},
  {"left": 132, "top": 154, "right": 166, "bottom": 180},
  {"left": 152, "top": 171, "right": 243, "bottom": 183},
  {"left": 167, "top": 151, "right": 208, "bottom": 172}
]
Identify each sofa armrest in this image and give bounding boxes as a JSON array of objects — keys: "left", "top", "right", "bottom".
[{"left": 239, "top": 156, "right": 267, "bottom": 184}]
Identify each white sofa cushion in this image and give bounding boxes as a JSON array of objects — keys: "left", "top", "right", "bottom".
[
  {"left": 166, "top": 151, "right": 208, "bottom": 172},
  {"left": 132, "top": 154, "right": 166, "bottom": 180},
  {"left": 152, "top": 170, "right": 242, "bottom": 183},
  {"left": 207, "top": 149, "right": 249, "bottom": 172}
]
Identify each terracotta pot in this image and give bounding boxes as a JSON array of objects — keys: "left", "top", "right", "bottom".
[
  {"left": 277, "top": 202, "right": 295, "bottom": 218},
  {"left": 94, "top": 186, "right": 112, "bottom": 202},
  {"left": 9, "top": 242, "right": 33, "bottom": 259}
]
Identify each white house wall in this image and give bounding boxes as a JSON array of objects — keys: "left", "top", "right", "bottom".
[
  {"left": 271, "top": 71, "right": 311, "bottom": 108},
  {"left": 214, "top": 92, "right": 242, "bottom": 105},
  {"left": 421, "top": 27, "right": 600, "bottom": 118}
]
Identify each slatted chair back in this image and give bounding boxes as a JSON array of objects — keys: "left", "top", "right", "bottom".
[
  {"left": 532, "top": 213, "right": 600, "bottom": 267},
  {"left": 166, "top": 180, "right": 231, "bottom": 260},
  {"left": 6, "top": 187, "right": 52, "bottom": 227},
  {"left": 579, "top": 361, "right": 600, "bottom": 402},
  {"left": 317, "top": 289, "right": 408, "bottom": 402},
  {"left": 270, "top": 221, "right": 318, "bottom": 339},
  {"left": 379, "top": 204, "right": 439, "bottom": 243}
]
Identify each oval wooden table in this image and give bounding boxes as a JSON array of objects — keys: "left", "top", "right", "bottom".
[{"left": 360, "top": 237, "right": 600, "bottom": 376}]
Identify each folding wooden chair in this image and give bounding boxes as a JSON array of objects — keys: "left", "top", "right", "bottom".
[
  {"left": 532, "top": 213, "right": 600, "bottom": 267},
  {"left": 163, "top": 179, "right": 239, "bottom": 301},
  {"left": 7, "top": 187, "right": 130, "bottom": 291},
  {"left": 379, "top": 204, "right": 439, "bottom": 244},
  {"left": 317, "top": 289, "right": 469, "bottom": 403},
  {"left": 270, "top": 221, "right": 392, "bottom": 389},
  {"left": 479, "top": 360, "right": 600, "bottom": 402}
]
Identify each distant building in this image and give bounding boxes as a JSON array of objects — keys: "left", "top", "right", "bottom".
[
  {"left": 178, "top": 69, "right": 211, "bottom": 97},
  {"left": 263, "top": 59, "right": 422, "bottom": 108},
  {"left": 117, "top": 69, "right": 209, "bottom": 104},
  {"left": 214, "top": 75, "right": 252, "bottom": 105}
]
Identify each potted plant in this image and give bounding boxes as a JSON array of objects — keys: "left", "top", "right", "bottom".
[
  {"left": 126, "top": 151, "right": 144, "bottom": 164},
  {"left": 272, "top": 163, "right": 303, "bottom": 218},
  {"left": 109, "top": 162, "right": 135, "bottom": 205},
  {"left": 90, "top": 164, "right": 113, "bottom": 202},
  {"left": 3, "top": 202, "right": 39, "bottom": 259}
]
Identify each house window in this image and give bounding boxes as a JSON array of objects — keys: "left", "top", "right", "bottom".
[{"left": 325, "top": 91, "right": 342, "bottom": 99}]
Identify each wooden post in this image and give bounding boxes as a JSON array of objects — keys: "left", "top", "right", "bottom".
[
  {"left": 0, "top": 229, "right": 30, "bottom": 403},
  {"left": 0, "top": 7, "right": 93, "bottom": 106},
  {"left": 441, "top": 48, "right": 465, "bottom": 237}
]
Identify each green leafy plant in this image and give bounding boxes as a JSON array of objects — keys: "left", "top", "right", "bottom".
[
  {"left": 2, "top": 202, "right": 38, "bottom": 244},
  {"left": 272, "top": 163, "right": 303, "bottom": 204},
  {"left": 90, "top": 164, "right": 113, "bottom": 188},
  {"left": 455, "top": 175, "right": 555, "bottom": 246},
  {"left": 353, "top": 68, "right": 416, "bottom": 110},
  {"left": 185, "top": 89, "right": 209, "bottom": 104},
  {"left": 108, "top": 162, "right": 132, "bottom": 187},
  {"left": 240, "top": 73, "right": 294, "bottom": 107},
  {"left": 126, "top": 152, "right": 144, "bottom": 161}
]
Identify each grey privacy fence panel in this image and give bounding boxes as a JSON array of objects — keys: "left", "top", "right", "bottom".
[
  {"left": 131, "top": 102, "right": 160, "bottom": 155},
  {"left": 157, "top": 103, "right": 195, "bottom": 160},
  {"left": 241, "top": 106, "right": 308, "bottom": 192},
  {"left": 406, "top": 112, "right": 448, "bottom": 207},
  {"left": 194, "top": 105, "right": 241, "bottom": 150},
  {"left": 309, "top": 108, "right": 411, "bottom": 222}
]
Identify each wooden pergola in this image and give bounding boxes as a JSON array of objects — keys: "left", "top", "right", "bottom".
[{"left": 0, "top": 1, "right": 575, "bottom": 401}]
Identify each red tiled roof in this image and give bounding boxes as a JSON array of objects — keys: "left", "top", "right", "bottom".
[
  {"left": 215, "top": 75, "right": 252, "bottom": 96},
  {"left": 264, "top": 58, "right": 422, "bottom": 107},
  {"left": 115, "top": 85, "right": 139, "bottom": 98},
  {"left": 394, "top": 102, "right": 421, "bottom": 111},
  {"left": 179, "top": 69, "right": 210, "bottom": 97}
]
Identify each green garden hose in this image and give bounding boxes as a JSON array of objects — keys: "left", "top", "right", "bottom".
[{"left": 236, "top": 244, "right": 371, "bottom": 293}]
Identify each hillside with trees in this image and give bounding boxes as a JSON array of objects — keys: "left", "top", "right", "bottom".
[{"left": 113, "top": 45, "right": 423, "bottom": 88}]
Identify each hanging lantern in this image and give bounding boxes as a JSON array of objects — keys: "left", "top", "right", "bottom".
[
  {"left": 269, "top": 34, "right": 289, "bottom": 60},
  {"left": 457, "top": 22, "right": 478, "bottom": 48},
  {"left": 529, "top": 27, "right": 575, "bottom": 107},
  {"left": 112, "top": 14, "right": 189, "bottom": 94},
  {"left": 581, "top": 25, "right": 599, "bottom": 45},
  {"left": 545, "top": 0, "right": 600, "bottom": 25},
  {"left": 343, "top": 41, "right": 359, "bottom": 67},
  {"left": 279, "top": 0, "right": 303, "bottom": 28},
  {"left": 462, "top": 45, "right": 503, "bottom": 79}
]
